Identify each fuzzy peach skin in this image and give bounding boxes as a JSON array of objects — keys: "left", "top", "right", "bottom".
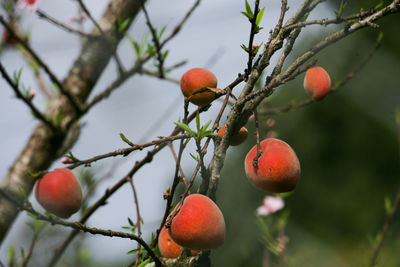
[
  {"left": 158, "top": 226, "right": 184, "bottom": 258},
  {"left": 218, "top": 124, "right": 249, "bottom": 146},
  {"left": 158, "top": 226, "right": 198, "bottom": 258},
  {"left": 180, "top": 68, "right": 217, "bottom": 106},
  {"left": 169, "top": 194, "right": 225, "bottom": 250},
  {"left": 303, "top": 66, "right": 331, "bottom": 101},
  {"left": 244, "top": 138, "right": 300, "bottom": 193},
  {"left": 34, "top": 168, "right": 82, "bottom": 218}
]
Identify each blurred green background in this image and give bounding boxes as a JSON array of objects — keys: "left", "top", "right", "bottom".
[{"left": 212, "top": 1, "right": 400, "bottom": 266}]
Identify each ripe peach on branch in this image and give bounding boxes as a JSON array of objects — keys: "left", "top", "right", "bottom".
[
  {"left": 158, "top": 226, "right": 197, "bottom": 258},
  {"left": 34, "top": 168, "right": 82, "bottom": 218},
  {"left": 217, "top": 124, "right": 249, "bottom": 146},
  {"left": 244, "top": 138, "right": 300, "bottom": 193},
  {"left": 303, "top": 66, "right": 331, "bottom": 101},
  {"left": 180, "top": 68, "right": 218, "bottom": 107},
  {"left": 168, "top": 194, "right": 225, "bottom": 250}
]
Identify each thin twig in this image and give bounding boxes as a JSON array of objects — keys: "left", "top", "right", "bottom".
[
  {"left": 127, "top": 177, "right": 143, "bottom": 267},
  {"left": 142, "top": 5, "right": 165, "bottom": 78},
  {"left": 36, "top": 9, "right": 98, "bottom": 39},
  {"left": 284, "top": 8, "right": 376, "bottom": 32},
  {"left": 21, "top": 233, "right": 39, "bottom": 267},
  {"left": 245, "top": 0, "right": 260, "bottom": 79},
  {"left": 370, "top": 191, "right": 400, "bottom": 267},
  {"left": 0, "top": 62, "right": 57, "bottom": 131},
  {"left": 272, "top": 0, "right": 288, "bottom": 39},
  {"left": 168, "top": 142, "right": 188, "bottom": 186},
  {"left": 65, "top": 134, "right": 191, "bottom": 169},
  {"left": 76, "top": 0, "right": 104, "bottom": 36}
]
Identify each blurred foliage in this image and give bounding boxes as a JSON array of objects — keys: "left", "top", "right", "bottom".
[{"left": 212, "top": 1, "right": 400, "bottom": 267}]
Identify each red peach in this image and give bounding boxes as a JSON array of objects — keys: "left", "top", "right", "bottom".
[
  {"left": 217, "top": 124, "right": 249, "bottom": 146},
  {"left": 303, "top": 66, "right": 331, "bottom": 101},
  {"left": 34, "top": 168, "right": 82, "bottom": 218},
  {"left": 158, "top": 226, "right": 183, "bottom": 258},
  {"left": 244, "top": 138, "right": 300, "bottom": 193},
  {"left": 169, "top": 194, "right": 225, "bottom": 250},
  {"left": 158, "top": 226, "right": 197, "bottom": 258},
  {"left": 180, "top": 68, "right": 217, "bottom": 107}
]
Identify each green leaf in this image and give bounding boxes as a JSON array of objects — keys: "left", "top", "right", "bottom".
[
  {"left": 27, "top": 219, "right": 48, "bottom": 234},
  {"left": 128, "top": 217, "right": 134, "bottom": 226},
  {"left": 146, "top": 44, "right": 156, "bottom": 56},
  {"left": 184, "top": 137, "right": 191, "bottom": 146},
  {"left": 158, "top": 26, "right": 167, "bottom": 39},
  {"left": 174, "top": 122, "right": 196, "bottom": 137},
  {"left": 245, "top": 0, "right": 253, "bottom": 18},
  {"left": 374, "top": 0, "right": 383, "bottom": 11},
  {"left": 255, "top": 7, "right": 265, "bottom": 25},
  {"left": 13, "top": 68, "right": 23, "bottom": 86},
  {"left": 7, "top": 245, "right": 15, "bottom": 262},
  {"left": 201, "top": 120, "right": 212, "bottom": 132},
  {"left": 127, "top": 249, "right": 138, "bottom": 254},
  {"left": 334, "top": 0, "right": 347, "bottom": 18},
  {"left": 384, "top": 197, "right": 392, "bottom": 215},
  {"left": 118, "top": 18, "right": 131, "bottom": 33},
  {"left": 241, "top": 11, "right": 253, "bottom": 20},
  {"left": 18, "top": 186, "right": 27, "bottom": 199},
  {"left": 120, "top": 133, "right": 134, "bottom": 146},
  {"left": 140, "top": 34, "right": 150, "bottom": 56},
  {"left": 138, "top": 258, "right": 151, "bottom": 267},
  {"left": 26, "top": 212, "right": 38, "bottom": 219},
  {"left": 53, "top": 108, "right": 64, "bottom": 126},
  {"left": 254, "top": 25, "right": 263, "bottom": 33},
  {"left": 65, "top": 151, "right": 79, "bottom": 161},
  {"left": 20, "top": 247, "right": 26, "bottom": 260},
  {"left": 78, "top": 248, "right": 91, "bottom": 264},
  {"left": 300, "top": 12, "right": 309, "bottom": 22},
  {"left": 190, "top": 153, "right": 199, "bottom": 162},
  {"left": 29, "top": 60, "right": 39, "bottom": 72},
  {"left": 162, "top": 50, "right": 169, "bottom": 61},
  {"left": 201, "top": 129, "right": 214, "bottom": 138},
  {"left": 28, "top": 172, "right": 40, "bottom": 179},
  {"left": 240, "top": 44, "right": 249, "bottom": 53},
  {"left": 126, "top": 35, "right": 140, "bottom": 57},
  {"left": 377, "top": 32, "right": 384, "bottom": 44}
]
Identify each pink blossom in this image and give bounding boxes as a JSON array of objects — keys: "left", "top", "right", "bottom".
[
  {"left": 257, "top": 196, "right": 284, "bottom": 216},
  {"left": 248, "top": 113, "right": 255, "bottom": 121},
  {"left": 30, "top": 90, "right": 37, "bottom": 99},
  {"left": 61, "top": 157, "right": 72, "bottom": 164},
  {"left": 17, "top": 0, "right": 42, "bottom": 13}
]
